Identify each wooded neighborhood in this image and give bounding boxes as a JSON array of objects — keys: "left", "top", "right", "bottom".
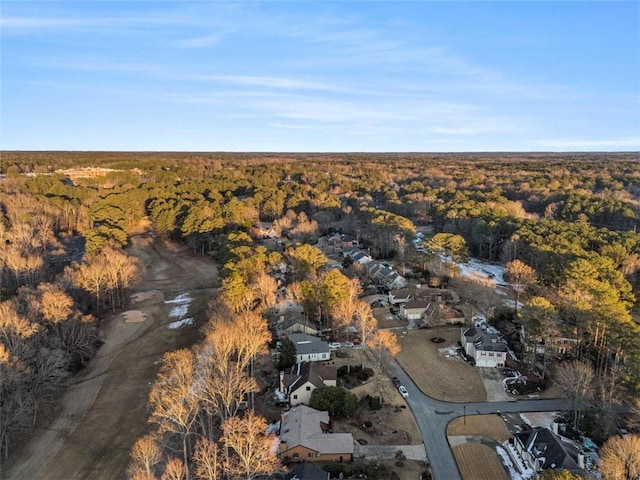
[{"left": 1, "top": 152, "right": 639, "bottom": 480}]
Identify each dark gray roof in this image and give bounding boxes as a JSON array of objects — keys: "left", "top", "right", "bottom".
[
  {"left": 515, "top": 427, "right": 581, "bottom": 472},
  {"left": 288, "top": 333, "right": 330, "bottom": 355},
  {"left": 286, "top": 461, "right": 329, "bottom": 480}
]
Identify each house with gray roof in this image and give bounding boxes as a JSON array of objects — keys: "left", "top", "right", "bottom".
[
  {"left": 461, "top": 326, "right": 508, "bottom": 367},
  {"left": 511, "top": 427, "right": 584, "bottom": 476},
  {"left": 286, "top": 461, "right": 329, "bottom": 480},
  {"left": 278, "top": 405, "right": 354, "bottom": 463},
  {"left": 278, "top": 362, "right": 337, "bottom": 406},
  {"left": 287, "top": 333, "right": 331, "bottom": 363}
]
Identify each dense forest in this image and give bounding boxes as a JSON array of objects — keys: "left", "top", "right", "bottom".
[{"left": 1, "top": 151, "right": 639, "bottom": 477}]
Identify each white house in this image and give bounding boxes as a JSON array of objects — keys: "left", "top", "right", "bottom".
[
  {"left": 278, "top": 362, "right": 337, "bottom": 406},
  {"left": 400, "top": 299, "right": 431, "bottom": 320},
  {"left": 461, "top": 326, "right": 508, "bottom": 368},
  {"left": 288, "top": 333, "right": 331, "bottom": 363}
]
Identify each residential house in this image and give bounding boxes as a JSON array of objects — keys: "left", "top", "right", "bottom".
[
  {"left": 286, "top": 461, "right": 329, "bottom": 480},
  {"left": 510, "top": 427, "right": 584, "bottom": 476},
  {"left": 288, "top": 333, "right": 331, "bottom": 363},
  {"left": 519, "top": 325, "right": 578, "bottom": 357},
  {"left": 388, "top": 288, "right": 413, "bottom": 306},
  {"left": 400, "top": 299, "right": 432, "bottom": 321},
  {"left": 461, "top": 326, "right": 508, "bottom": 368},
  {"left": 389, "top": 287, "right": 443, "bottom": 306},
  {"left": 342, "top": 247, "right": 372, "bottom": 265},
  {"left": 278, "top": 405, "right": 354, "bottom": 463},
  {"left": 281, "top": 310, "right": 320, "bottom": 337},
  {"left": 279, "top": 362, "right": 337, "bottom": 406},
  {"left": 367, "top": 263, "right": 407, "bottom": 290}
]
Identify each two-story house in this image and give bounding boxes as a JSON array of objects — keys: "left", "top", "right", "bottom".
[{"left": 279, "top": 362, "right": 337, "bottom": 406}]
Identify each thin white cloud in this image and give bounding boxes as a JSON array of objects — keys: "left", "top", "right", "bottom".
[{"left": 175, "top": 30, "right": 234, "bottom": 48}]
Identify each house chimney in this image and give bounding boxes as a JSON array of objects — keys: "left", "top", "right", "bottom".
[
  {"left": 551, "top": 421, "right": 559, "bottom": 435},
  {"left": 578, "top": 450, "right": 585, "bottom": 469}
]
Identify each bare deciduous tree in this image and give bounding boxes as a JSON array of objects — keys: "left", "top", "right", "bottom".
[
  {"left": 554, "top": 360, "right": 594, "bottom": 428},
  {"left": 221, "top": 411, "right": 280, "bottom": 480},
  {"left": 193, "top": 438, "right": 223, "bottom": 480},
  {"left": 599, "top": 434, "right": 640, "bottom": 480},
  {"left": 505, "top": 259, "right": 536, "bottom": 319},
  {"left": 149, "top": 350, "right": 199, "bottom": 480},
  {"left": 128, "top": 434, "right": 162, "bottom": 479},
  {"left": 162, "top": 457, "right": 186, "bottom": 480},
  {"left": 250, "top": 270, "right": 278, "bottom": 313}
]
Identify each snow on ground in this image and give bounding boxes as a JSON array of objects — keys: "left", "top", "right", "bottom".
[
  {"left": 439, "top": 344, "right": 460, "bottom": 358},
  {"left": 499, "top": 443, "right": 534, "bottom": 480},
  {"left": 458, "top": 258, "right": 508, "bottom": 287},
  {"left": 164, "top": 293, "right": 192, "bottom": 318},
  {"left": 168, "top": 318, "right": 195, "bottom": 329}
]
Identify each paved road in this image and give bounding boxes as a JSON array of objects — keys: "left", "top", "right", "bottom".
[{"left": 391, "top": 363, "right": 571, "bottom": 480}]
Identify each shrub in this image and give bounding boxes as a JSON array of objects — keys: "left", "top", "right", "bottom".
[{"left": 367, "top": 395, "right": 382, "bottom": 410}]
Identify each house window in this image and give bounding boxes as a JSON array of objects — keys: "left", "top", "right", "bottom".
[
  {"left": 489, "top": 352, "right": 494, "bottom": 357},
  {"left": 308, "top": 453, "right": 313, "bottom": 457},
  {"left": 292, "top": 453, "right": 299, "bottom": 458},
  {"left": 306, "top": 386, "right": 311, "bottom": 391},
  {"left": 293, "top": 395, "right": 298, "bottom": 400}
]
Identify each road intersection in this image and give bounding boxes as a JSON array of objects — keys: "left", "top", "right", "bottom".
[{"left": 391, "top": 362, "right": 571, "bottom": 480}]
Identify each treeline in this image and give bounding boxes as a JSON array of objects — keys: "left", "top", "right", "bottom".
[{"left": 0, "top": 179, "right": 142, "bottom": 459}]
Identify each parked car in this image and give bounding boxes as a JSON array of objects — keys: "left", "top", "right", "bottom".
[
  {"left": 329, "top": 342, "right": 341, "bottom": 350},
  {"left": 343, "top": 341, "right": 355, "bottom": 348},
  {"left": 392, "top": 377, "right": 401, "bottom": 387},
  {"left": 398, "top": 385, "right": 409, "bottom": 398}
]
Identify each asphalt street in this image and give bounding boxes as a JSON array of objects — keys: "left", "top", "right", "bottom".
[{"left": 391, "top": 362, "right": 572, "bottom": 480}]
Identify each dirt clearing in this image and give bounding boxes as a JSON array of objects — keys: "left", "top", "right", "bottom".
[
  {"left": 447, "top": 414, "right": 511, "bottom": 443},
  {"left": 396, "top": 327, "right": 486, "bottom": 402},
  {"left": 5, "top": 235, "right": 219, "bottom": 480},
  {"left": 452, "top": 443, "right": 509, "bottom": 480}
]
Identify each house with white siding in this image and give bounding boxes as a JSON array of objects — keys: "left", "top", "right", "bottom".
[
  {"left": 278, "top": 362, "right": 337, "bottom": 406},
  {"left": 288, "top": 333, "right": 331, "bottom": 363},
  {"left": 461, "top": 326, "right": 508, "bottom": 368}
]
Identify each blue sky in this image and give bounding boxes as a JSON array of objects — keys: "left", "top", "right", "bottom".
[{"left": 2, "top": 1, "right": 639, "bottom": 152}]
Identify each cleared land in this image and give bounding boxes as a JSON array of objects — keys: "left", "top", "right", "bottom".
[
  {"left": 447, "top": 414, "right": 511, "bottom": 443},
  {"left": 451, "top": 443, "right": 509, "bottom": 480},
  {"left": 6, "top": 235, "right": 219, "bottom": 480},
  {"left": 396, "top": 327, "right": 486, "bottom": 402}
]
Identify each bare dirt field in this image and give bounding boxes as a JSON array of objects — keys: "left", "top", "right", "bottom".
[
  {"left": 451, "top": 443, "right": 509, "bottom": 480},
  {"left": 5, "top": 235, "right": 219, "bottom": 480},
  {"left": 396, "top": 327, "right": 486, "bottom": 402},
  {"left": 447, "top": 414, "right": 511, "bottom": 443}
]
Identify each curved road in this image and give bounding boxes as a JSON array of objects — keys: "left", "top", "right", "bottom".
[{"left": 390, "top": 362, "right": 571, "bottom": 480}]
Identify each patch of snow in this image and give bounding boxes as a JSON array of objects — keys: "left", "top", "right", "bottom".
[
  {"left": 164, "top": 293, "right": 193, "bottom": 318},
  {"left": 165, "top": 293, "right": 192, "bottom": 304},
  {"left": 500, "top": 443, "right": 534, "bottom": 480},
  {"left": 457, "top": 258, "right": 508, "bottom": 287},
  {"left": 168, "top": 318, "right": 195, "bottom": 329},
  {"left": 439, "top": 344, "right": 460, "bottom": 358}
]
